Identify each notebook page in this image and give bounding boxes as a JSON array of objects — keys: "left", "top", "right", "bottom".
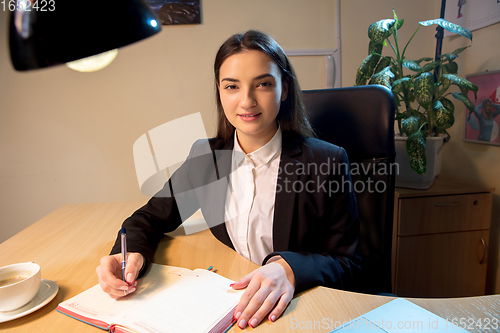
[
  {"left": 58, "top": 264, "right": 190, "bottom": 324},
  {"left": 115, "top": 269, "right": 244, "bottom": 333}
]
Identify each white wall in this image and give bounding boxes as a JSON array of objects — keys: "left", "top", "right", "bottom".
[
  {"left": 340, "top": 0, "right": 439, "bottom": 87},
  {"left": 0, "top": 1, "right": 337, "bottom": 243}
]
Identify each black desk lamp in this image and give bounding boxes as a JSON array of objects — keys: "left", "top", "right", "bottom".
[{"left": 9, "top": 0, "right": 162, "bottom": 71}]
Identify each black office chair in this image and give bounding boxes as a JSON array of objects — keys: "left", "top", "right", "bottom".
[{"left": 303, "top": 85, "right": 396, "bottom": 295}]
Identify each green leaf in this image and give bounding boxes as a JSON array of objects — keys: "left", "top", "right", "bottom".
[
  {"left": 451, "top": 92, "right": 475, "bottom": 113},
  {"left": 395, "top": 19, "right": 404, "bottom": 31},
  {"left": 442, "top": 74, "right": 478, "bottom": 100},
  {"left": 393, "top": 84, "right": 403, "bottom": 95},
  {"left": 460, "top": 86, "right": 469, "bottom": 96},
  {"left": 374, "top": 57, "right": 391, "bottom": 75},
  {"left": 368, "top": 19, "right": 396, "bottom": 43},
  {"left": 433, "top": 100, "right": 454, "bottom": 129},
  {"left": 419, "top": 18, "right": 472, "bottom": 40},
  {"left": 440, "top": 76, "right": 451, "bottom": 92},
  {"left": 392, "top": 77, "right": 411, "bottom": 95},
  {"left": 438, "top": 52, "right": 458, "bottom": 61},
  {"left": 443, "top": 130, "right": 451, "bottom": 142},
  {"left": 452, "top": 46, "right": 470, "bottom": 56},
  {"left": 368, "top": 40, "right": 384, "bottom": 56},
  {"left": 393, "top": 77, "right": 411, "bottom": 86},
  {"left": 403, "top": 60, "right": 423, "bottom": 72},
  {"left": 443, "top": 61, "right": 458, "bottom": 74},
  {"left": 395, "top": 112, "right": 406, "bottom": 120},
  {"left": 369, "top": 66, "right": 395, "bottom": 88},
  {"left": 391, "top": 8, "right": 403, "bottom": 30},
  {"left": 401, "top": 116, "right": 420, "bottom": 136},
  {"left": 406, "top": 130, "right": 426, "bottom": 174},
  {"left": 438, "top": 47, "right": 469, "bottom": 62},
  {"left": 416, "top": 57, "right": 433, "bottom": 64},
  {"left": 356, "top": 54, "right": 374, "bottom": 86},
  {"left": 437, "top": 46, "right": 470, "bottom": 63},
  {"left": 356, "top": 42, "right": 384, "bottom": 85},
  {"left": 414, "top": 72, "right": 434, "bottom": 108},
  {"left": 422, "top": 61, "right": 441, "bottom": 73},
  {"left": 392, "top": 77, "right": 411, "bottom": 90},
  {"left": 440, "top": 97, "right": 455, "bottom": 113}
]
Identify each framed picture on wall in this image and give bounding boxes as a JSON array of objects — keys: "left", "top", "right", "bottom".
[
  {"left": 464, "top": 70, "right": 500, "bottom": 146},
  {"left": 145, "top": 0, "right": 201, "bottom": 25}
]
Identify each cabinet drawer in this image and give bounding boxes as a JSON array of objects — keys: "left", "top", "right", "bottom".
[
  {"left": 398, "top": 193, "right": 492, "bottom": 236},
  {"left": 395, "top": 230, "right": 489, "bottom": 297}
]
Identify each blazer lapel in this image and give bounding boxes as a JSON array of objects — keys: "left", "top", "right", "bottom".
[
  {"left": 272, "top": 132, "right": 303, "bottom": 252},
  {"left": 205, "top": 137, "right": 234, "bottom": 249}
]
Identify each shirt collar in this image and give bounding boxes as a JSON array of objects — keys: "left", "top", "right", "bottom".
[{"left": 233, "top": 127, "right": 282, "bottom": 168}]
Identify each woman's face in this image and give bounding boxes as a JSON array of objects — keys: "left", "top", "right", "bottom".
[
  {"left": 218, "top": 50, "right": 288, "bottom": 149},
  {"left": 484, "top": 100, "right": 492, "bottom": 115}
]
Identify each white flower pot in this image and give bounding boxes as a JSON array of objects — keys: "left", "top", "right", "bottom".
[{"left": 394, "top": 135, "right": 445, "bottom": 189}]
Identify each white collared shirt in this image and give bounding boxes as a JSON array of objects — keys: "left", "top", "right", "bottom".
[{"left": 225, "top": 128, "right": 282, "bottom": 265}]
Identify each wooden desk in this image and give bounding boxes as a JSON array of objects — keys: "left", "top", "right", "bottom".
[{"left": 0, "top": 202, "right": 499, "bottom": 332}]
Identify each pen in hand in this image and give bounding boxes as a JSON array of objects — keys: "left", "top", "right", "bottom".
[{"left": 121, "top": 227, "right": 127, "bottom": 295}]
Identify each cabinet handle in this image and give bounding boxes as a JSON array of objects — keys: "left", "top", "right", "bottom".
[
  {"left": 434, "top": 202, "right": 461, "bottom": 207},
  {"left": 480, "top": 238, "right": 487, "bottom": 264}
]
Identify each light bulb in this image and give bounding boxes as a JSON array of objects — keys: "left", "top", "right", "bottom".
[{"left": 66, "top": 49, "right": 119, "bottom": 73}]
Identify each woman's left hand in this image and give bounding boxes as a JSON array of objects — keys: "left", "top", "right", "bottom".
[{"left": 231, "top": 257, "right": 295, "bottom": 329}]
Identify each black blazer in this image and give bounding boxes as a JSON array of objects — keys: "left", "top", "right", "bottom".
[{"left": 111, "top": 131, "right": 361, "bottom": 293}]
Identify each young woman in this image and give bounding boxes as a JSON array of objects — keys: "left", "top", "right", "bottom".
[
  {"left": 468, "top": 98, "right": 500, "bottom": 142},
  {"left": 96, "top": 30, "right": 361, "bottom": 329}
]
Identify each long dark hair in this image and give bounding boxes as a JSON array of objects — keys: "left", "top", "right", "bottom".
[{"left": 214, "top": 30, "right": 315, "bottom": 142}]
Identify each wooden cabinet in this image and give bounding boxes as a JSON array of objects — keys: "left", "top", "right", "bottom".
[{"left": 392, "top": 174, "right": 494, "bottom": 297}]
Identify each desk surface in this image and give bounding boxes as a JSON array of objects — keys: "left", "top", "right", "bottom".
[{"left": 0, "top": 202, "right": 499, "bottom": 332}]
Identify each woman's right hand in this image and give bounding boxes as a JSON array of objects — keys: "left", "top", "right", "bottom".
[{"left": 96, "top": 252, "right": 144, "bottom": 298}]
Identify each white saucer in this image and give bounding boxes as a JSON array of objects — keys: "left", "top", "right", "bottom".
[{"left": 0, "top": 279, "right": 59, "bottom": 323}]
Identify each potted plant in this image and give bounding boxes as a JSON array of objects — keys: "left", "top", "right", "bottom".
[{"left": 355, "top": 10, "right": 477, "bottom": 188}]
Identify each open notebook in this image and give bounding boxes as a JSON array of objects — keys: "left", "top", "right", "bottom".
[{"left": 57, "top": 264, "right": 244, "bottom": 333}]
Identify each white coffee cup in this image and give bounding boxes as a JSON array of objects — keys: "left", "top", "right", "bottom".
[{"left": 0, "top": 262, "right": 41, "bottom": 312}]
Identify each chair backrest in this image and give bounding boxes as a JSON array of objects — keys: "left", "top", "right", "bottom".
[{"left": 303, "top": 85, "right": 396, "bottom": 294}]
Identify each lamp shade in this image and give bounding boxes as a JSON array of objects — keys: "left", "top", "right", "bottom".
[{"left": 9, "top": 0, "right": 161, "bottom": 71}]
